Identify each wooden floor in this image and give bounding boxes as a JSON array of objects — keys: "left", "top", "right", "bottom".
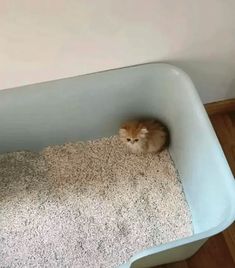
[{"left": 157, "top": 110, "right": 235, "bottom": 268}]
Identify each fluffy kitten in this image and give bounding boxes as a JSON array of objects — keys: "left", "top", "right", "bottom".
[{"left": 119, "top": 119, "right": 169, "bottom": 154}]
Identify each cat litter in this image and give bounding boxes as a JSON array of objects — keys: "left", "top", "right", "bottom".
[{"left": 0, "top": 136, "right": 192, "bottom": 268}]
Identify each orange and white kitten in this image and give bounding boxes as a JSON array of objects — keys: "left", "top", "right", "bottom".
[{"left": 119, "top": 119, "right": 169, "bottom": 154}]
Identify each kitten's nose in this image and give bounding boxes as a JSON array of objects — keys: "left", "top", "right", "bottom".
[{"left": 131, "top": 140, "right": 135, "bottom": 144}]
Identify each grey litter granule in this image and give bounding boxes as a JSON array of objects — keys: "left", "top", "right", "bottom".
[{"left": 0, "top": 136, "right": 192, "bottom": 268}]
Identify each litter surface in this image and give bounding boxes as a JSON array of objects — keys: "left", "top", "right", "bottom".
[{"left": 0, "top": 136, "right": 192, "bottom": 268}]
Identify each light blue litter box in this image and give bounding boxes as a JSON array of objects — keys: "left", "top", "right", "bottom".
[{"left": 1, "top": 63, "right": 235, "bottom": 267}]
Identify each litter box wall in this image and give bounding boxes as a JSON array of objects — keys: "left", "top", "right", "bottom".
[{"left": 0, "top": 63, "right": 235, "bottom": 267}]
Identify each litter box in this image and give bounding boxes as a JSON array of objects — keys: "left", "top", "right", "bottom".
[{"left": 0, "top": 63, "right": 235, "bottom": 267}]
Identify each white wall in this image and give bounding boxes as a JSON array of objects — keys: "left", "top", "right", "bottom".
[{"left": 1, "top": 0, "right": 235, "bottom": 103}]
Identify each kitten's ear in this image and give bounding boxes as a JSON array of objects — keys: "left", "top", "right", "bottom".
[
  {"left": 140, "top": 127, "right": 148, "bottom": 137},
  {"left": 119, "top": 128, "right": 127, "bottom": 136},
  {"left": 140, "top": 127, "right": 148, "bottom": 134}
]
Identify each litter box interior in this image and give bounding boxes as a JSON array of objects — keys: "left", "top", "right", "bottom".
[{"left": 0, "top": 63, "right": 235, "bottom": 268}]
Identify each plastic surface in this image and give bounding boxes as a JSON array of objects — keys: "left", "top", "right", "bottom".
[{"left": 0, "top": 63, "right": 235, "bottom": 267}]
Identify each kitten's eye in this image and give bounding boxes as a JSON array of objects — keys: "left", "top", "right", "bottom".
[
  {"left": 134, "top": 139, "right": 139, "bottom": 142},
  {"left": 127, "top": 138, "right": 131, "bottom": 142}
]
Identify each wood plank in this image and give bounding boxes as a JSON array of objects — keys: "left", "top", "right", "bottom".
[
  {"left": 210, "top": 113, "right": 235, "bottom": 175},
  {"left": 223, "top": 224, "right": 235, "bottom": 264},
  {"left": 157, "top": 260, "right": 188, "bottom": 268},
  {"left": 205, "top": 99, "right": 235, "bottom": 115},
  {"left": 187, "top": 234, "right": 235, "bottom": 268}
]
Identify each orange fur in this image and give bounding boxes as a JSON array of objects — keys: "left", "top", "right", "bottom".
[{"left": 119, "top": 119, "right": 169, "bottom": 154}]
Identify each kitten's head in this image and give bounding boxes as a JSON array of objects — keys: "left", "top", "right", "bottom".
[{"left": 119, "top": 121, "right": 148, "bottom": 151}]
